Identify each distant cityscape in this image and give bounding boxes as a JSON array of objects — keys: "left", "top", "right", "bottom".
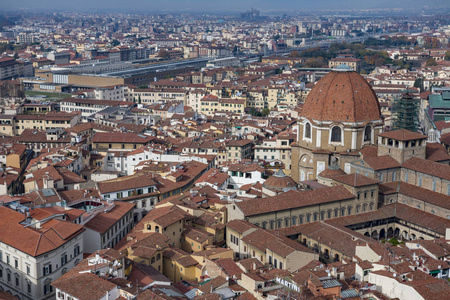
[{"left": 0, "top": 5, "right": 449, "bottom": 300}]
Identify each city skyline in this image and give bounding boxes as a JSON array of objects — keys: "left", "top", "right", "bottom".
[{"left": 2, "top": 0, "right": 450, "bottom": 13}]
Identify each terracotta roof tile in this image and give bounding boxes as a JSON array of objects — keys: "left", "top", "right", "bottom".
[
  {"left": 302, "top": 70, "right": 381, "bottom": 123},
  {"left": 235, "top": 186, "right": 354, "bottom": 217}
]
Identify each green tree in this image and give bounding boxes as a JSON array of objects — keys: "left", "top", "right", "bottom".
[
  {"left": 248, "top": 107, "right": 262, "bottom": 117},
  {"left": 111, "top": 39, "right": 120, "bottom": 47},
  {"left": 445, "top": 51, "right": 450, "bottom": 61},
  {"left": 414, "top": 78, "right": 424, "bottom": 92},
  {"left": 426, "top": 58, "right": 438, "bottom": 66},
  {"left": 261, "top": 108, "right": 270, "bottom": 116}
]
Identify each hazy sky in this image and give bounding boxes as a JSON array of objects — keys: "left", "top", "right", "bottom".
[{"left": 2, "top": 0, "right": 449, "bottom": 13}]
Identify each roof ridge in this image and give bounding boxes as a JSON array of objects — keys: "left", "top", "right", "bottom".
[{"left": 348, "top": 71, "right": 357, "bottom": 122}]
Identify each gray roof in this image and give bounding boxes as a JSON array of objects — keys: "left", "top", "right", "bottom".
[
  {"left": 319, "top": 277, "right": 342, "bottom": 288},
  {"left": 341, "top": 289, "right": 360, "bottom": 298}
]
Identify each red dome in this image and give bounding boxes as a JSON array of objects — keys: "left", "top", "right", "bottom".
[{"left": 303, "top": 66, "right": 381, "bottom": 123}]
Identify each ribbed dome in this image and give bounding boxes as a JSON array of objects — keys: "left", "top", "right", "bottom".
[
  {"left": 262, "top": 169, "right": 297, "bottom": 191},
  {"left": 303, "top": 66, "right": 381, "bottom": 123}
]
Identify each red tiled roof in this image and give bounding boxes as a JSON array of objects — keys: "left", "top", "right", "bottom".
[
  {"left": 302, "top": 70, "right": 381, "bottom": 123},
  {"left": 379, "top": 129, "right": 427, "bottom": 141},
  {"left": 0, "top": 207, "right": 84, "bottom": 257},
  {"left": 235, "top": 186, "right": 354, "bottom": 217}
]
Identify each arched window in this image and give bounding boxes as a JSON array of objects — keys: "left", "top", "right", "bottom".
[
  {"left": 305, "top": 123, "right": 311, "bottom": 139},
  {"left": 364, "top": 126, "right": 372, "bottom": 142},
  {"left": 331, "top": 126, "right": 342, "bottom": 142}
]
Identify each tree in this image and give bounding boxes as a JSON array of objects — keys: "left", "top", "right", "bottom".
[
  {"left": 248, "top": 107, "right": 262, "bottom": 117},
  {"left": 414, "top": 78, "right": 424, "bottom": 92},
  {"left": 304, "top": 57, "right": 326, "bottom": 68},
  {"left": 445, "top": 51, "right": 450, "bottom": 61},
  {"left": 261, "top": 108, "right": 270, "bottom": 116},
  {"left": 158, "top": 49, "right": 170, "bottom": 60},
  {"left": 426, "top": 58, "right": 438, "bottom": 67},
  {"left": 290, "top": 51, "right": 300, "bottom": 57},
  {"left": 111, "top": 39, "right": 120, "bottom": 47},
  {"left": 137, "top": 84, "right": 148, "bottom": 89}
]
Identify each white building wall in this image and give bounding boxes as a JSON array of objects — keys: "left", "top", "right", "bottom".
[
  {"left": 0, "top": 231, "right": 83, "bottom": 300},
  {"left": 368, "top": 273, "right": 424, "bottom": 300}
]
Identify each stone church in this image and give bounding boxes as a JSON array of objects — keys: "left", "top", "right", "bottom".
[{"left": 291, "top": 64, "right": 383, "bottom": 182}]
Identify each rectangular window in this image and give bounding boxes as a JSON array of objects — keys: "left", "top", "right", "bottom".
[
  {"left": 14, "top": 258, "right": 18, "bottom": 269},
  {"left": 44, "top": 282, "right": 53, "bottom": 295},
  {"left": 26, "top": 264, "right": 30, "bottom": 275},
  {"left": 43, "top": 264, "right": 52, "bottom": 276},
  {"left": 61, "top": 254, "right": 67, "bottom": 266}
]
